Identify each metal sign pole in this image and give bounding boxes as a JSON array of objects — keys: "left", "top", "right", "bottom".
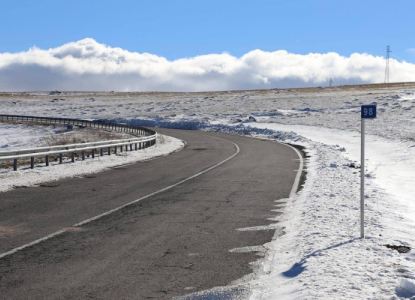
[
  {"left": 361, "top": 118, "right": 365, "bottom": 238},
  {"left": 360, "top": 104, "right": 376, "bottom": 239}
]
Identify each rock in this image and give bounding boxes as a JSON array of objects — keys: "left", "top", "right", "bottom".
[{"left": 384, "top": 244, "right": 411, "bottom": 253}]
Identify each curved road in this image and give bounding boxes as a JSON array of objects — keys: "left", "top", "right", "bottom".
[{"left": 0, "top": 129, "right": 301, "bottom": 299}]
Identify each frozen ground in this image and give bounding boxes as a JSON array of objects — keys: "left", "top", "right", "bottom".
[
  {"left": 1, "top": 83, "right": 415, "bottom": 140},
  {"left": 0, "top": 132, "right": 184, "bottom": 194},
  {"left": 0, "top": 122, "right": 68, "bottom": 150},
  {"left": 1, "top": 82, "right": 415, "bottom": 299},
  {"left": 0, "top": 122, "right": 134, "bottom": 151}
]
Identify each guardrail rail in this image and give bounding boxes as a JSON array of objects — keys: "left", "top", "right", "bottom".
[{"left": 0, "top": 114, "right": 157, "bottom": 171}]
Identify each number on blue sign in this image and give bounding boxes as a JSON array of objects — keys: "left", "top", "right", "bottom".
[{"left": 361, "top": 105, "right": 377, "bottom": 119}]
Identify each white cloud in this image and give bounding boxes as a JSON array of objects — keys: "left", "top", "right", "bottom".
[
  {"left": 0, "top": 38, "right": 414, "bottom": 92},
  {"left": 407, "top": 48, "right": 415, "bottom": 54}
]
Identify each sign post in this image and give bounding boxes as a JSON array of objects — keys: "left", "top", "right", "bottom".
[{"left": 360, "top": 105, "right": 376, "bottom": 238}]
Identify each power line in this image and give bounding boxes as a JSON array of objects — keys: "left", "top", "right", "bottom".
[
  {"left": 384, "top": 45, "right": 391, "bottom": 83},
  {"left": 391, "top": 53, "right": 404, "bottom": 61}
]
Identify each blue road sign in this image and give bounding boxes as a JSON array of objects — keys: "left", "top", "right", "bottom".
[{"left": 361, "top": 105, "right": 377, "bottom": 119}]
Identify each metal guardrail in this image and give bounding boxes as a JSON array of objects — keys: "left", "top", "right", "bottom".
[
  {"left": 0, "top": 114, "right": 157, "bottom": 171},
  {"left": 0, "top": 137, "right": 152, "bottom": 156}
]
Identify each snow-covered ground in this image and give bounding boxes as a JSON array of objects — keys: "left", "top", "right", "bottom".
[
  {"left": 0, "top": 122, "right": 68, "bottom": 150},
  {"left": 0, "top": 122, "right": 135, "bottom": 151},
  {"left": 240, "top": 124, "right": 415, "bottom": 299},
  {"left": 0, "top": 132, "right": 184, "bottom": 193},
  {"left": 1, "top": 83, "right": 415, "bottom": 299}
]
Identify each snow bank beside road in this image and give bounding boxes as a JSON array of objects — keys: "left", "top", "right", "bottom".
[
  {"left": 0, "top": 135, "right": 184, "bottom": 194},
  {"left": 2, "top": 84, "right": 415, "bottom": 299},
  {"left": 249, "top": 123, "right": 415, "bottom": 231},
  {"left": 123, "top": 117, "right": 415, "bottom": 299},
  {"left": 239, "top": 124, "right": 415, "bottom": 299}
]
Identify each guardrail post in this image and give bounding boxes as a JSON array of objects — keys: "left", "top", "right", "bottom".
[
  {"left": 100, "top": 148, "right": 104, "bottom": 156},
  {"left": 0, "top": 115, "right": 158, "bottom": 171},
  {"left": 31, "top": 157, "right": 34, "bottom": 169}
]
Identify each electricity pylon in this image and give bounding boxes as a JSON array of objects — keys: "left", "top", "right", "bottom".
[{"left": 384, "top": 46, "right": 391, "bottom": 83}]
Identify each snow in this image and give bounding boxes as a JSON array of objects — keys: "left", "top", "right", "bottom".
[
  {"left": 247, "top": 123, "right": 415, "bottom": 231},
  {"left": 240, "top": 127, "right": 415, "bottom": 299},
  {"left": 0, "top": 122, "right": 66, "bottom": 150},
  {"left": 401, "top": 279, "right": 415, "bottom": 296},
  {"left": 1, "top": 83, "right": 415, "bottom": 299},
  {"left": 0, "top": 134, "right": 184, "bottom": 193}
]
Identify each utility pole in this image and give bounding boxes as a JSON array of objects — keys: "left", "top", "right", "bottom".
[
  {"left": 384, "top": 46, "right": 391, "bottom": 83},
  {"left": 329, "top": 78, "right": 333, "bottom": 87}
]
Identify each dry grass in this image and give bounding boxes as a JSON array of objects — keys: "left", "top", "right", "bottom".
[
  {"left": 0, "top": 123, "right": 136, "bottom": 170},
  {"left": 1, "top": 82, "right": 414, "bottom": 100},
  {"left": 157, "top": 134, "right": 166, "bottom": 145},
  {"left": 39, "top": 129, "right": 130, "bottom": 146},
  {"left": 0, "top": 119, "right": 51, "bottom": 126}
]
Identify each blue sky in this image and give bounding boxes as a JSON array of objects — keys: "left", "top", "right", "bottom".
[{"left": 1, "top": 0, "right": 414, "bottom": 62}]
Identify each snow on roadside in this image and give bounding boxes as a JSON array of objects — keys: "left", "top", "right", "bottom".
[
  {"left": 2, "top": 85, "right": 415, "bottom": 299},
  {"left": 0, "top": 122, "right": 66, "bottom": 150},
  {"left": 119, "top": 117, "right": 415, "bottom": 299},
  {"left": 242, "top": 131, "right": 414, "bottom": 299},
  {"left": 242, "top": 123, "right": 415, "bottom": 299},
  {"left": 0, "top": 135, "right": 184, "bottom": 193}
]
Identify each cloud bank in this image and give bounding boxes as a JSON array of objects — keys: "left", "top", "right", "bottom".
[{"left": 0, "top": 38, "right": 414, "bottom": 92}]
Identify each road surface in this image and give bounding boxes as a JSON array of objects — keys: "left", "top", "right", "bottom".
[{"left": 0, "top": 129, "right": 301, "bottom": 299}]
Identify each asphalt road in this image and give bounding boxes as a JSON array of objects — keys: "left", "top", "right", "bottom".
[{"left": 0, "top": 129, "right": 301, "bottom": 299}]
